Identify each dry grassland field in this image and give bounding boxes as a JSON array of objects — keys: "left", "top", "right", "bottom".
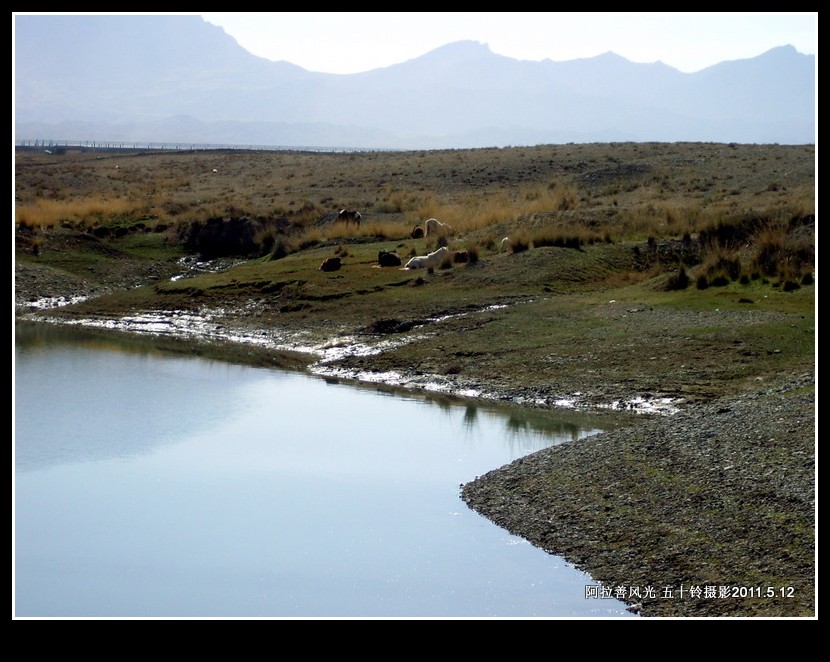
[{"left": 14, "top": 142, "right": 816, "bottom": 617}]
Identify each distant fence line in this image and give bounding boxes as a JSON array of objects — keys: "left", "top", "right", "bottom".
[{"left": 15, "top": 139, "right": 387, "bottom": 154}]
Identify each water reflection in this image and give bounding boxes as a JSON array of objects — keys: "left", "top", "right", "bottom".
[
  {"left": 317, "top": 374, "right": 621, "bottom": 453},
  {"left": 15, "top": 322, "right": 281, "bottom": 472},
  {"left": 463, "top": 404, "right": 478, "bottom": 429}
]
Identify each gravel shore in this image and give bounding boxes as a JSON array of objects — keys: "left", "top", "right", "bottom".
[{"left": 462, "top": 372, "right": 815, "bottom": 617}]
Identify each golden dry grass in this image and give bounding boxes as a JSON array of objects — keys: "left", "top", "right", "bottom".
[
  {"left": 14, "top": 196, "right": 140, "bottom": 227},
  {"left": 15, "top": 141, "right": 815, "bottom": 283}
]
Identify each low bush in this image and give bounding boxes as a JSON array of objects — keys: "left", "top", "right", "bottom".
[{"left": 665, "top": 265, "right": 690, "bottom": 291}]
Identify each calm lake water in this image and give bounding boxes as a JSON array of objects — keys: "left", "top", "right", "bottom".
[{"left": 14, "top": 322, "right": 635, "bottom": 618}]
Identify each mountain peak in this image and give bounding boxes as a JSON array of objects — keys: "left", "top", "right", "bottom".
[
  {"left": 435, "top": 40, "right": 491, "bottom": 52},
  {"left": 758, "top": 44, "right": 812, "bottom": 61},
  {"left": 419, "top": 40, "right": 494, "bottom": 61}
]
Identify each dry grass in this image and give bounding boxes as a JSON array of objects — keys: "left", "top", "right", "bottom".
[
  {"left": 15, "top": 196, "right": 141, "bottom": 227},
  {"left": 753, "top": 226, "right": 813, "bottom": 283},
  {"left": 699, "top": 244, "right": 744, "bottom": 285},
  {"left": 15, "top": 142, "right": 815, "bottom": 276}
]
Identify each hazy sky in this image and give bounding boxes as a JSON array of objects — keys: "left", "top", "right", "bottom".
[{"left": 194, "top": 12, "right": 817, "bottom": 74}]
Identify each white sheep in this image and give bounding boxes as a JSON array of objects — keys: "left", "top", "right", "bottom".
[
  {"left": 403, "top": 246, "right": 450, "bottom": 269},
  {"left": 425, "top": 218, "right": 453, "bottom": 236}
]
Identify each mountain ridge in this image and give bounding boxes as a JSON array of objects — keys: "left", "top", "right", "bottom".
[{"left": 14, "top": 15, "right": 816, "bottom": 148}]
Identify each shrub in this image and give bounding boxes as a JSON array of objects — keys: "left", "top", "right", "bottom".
[
  {"left": 781, "top": 280, "right": 801, "bottom": 292},
  {"left": 268, "top": 237, "right": 294, "bottom": 261},
  {"left": 698, "top": 214, "right": 768, "bottom": 250},
  {"left": 256, "top": 229, "right": 276, "bottom": 256},
  {"left": 701, "top": 247, "right": 742, "bottom": 282},
  {"left": 752, "top": 226, "right": 813, "bottom": 280},
  {"left": 183, "top": 216, "right": 269, "bottom": 258},
  {"left": 710, "top": 274, "right": 730, "bottom": 287},
  {"left": 296, "top": 229, "right": 323, "bottom": 251},
  {"left": 665, "top": 265, "right": 690, "bottom": 291},
  {"left": 531, "top": 230, "right": 585, "bottom": 250},
  {"left": 511, "top": 235, "right": 530, "bottom": 254}
]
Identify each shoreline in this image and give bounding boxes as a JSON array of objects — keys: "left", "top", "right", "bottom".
[
  {"left": 15, "top": 296, "right": 680, "bottom": 417},
  {"left": 15, "top": 299, "right": 816, "bottom": 618}
]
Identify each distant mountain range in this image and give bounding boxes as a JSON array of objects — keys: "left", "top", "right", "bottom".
[{"left": 13, "top": 14, "right": 816, "bottom": 149}]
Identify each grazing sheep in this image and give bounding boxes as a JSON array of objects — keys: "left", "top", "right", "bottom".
[
  {"left": 411, "top": 225, "right": 425, "bottom": 239},
  {"left": 377, "top": 250, "right": 402, "bottom": 267},
  {"left": 319, "top": 256, "right": 342, "bottom": 272},
  {"left": 425, "top": 218, "right": 453, "bottom": 236},
  {"left": 338, "top": 209, "right": 362, "bottom": 225},
  {"left": 403, "top": 246, "right": 450, "bottom": 270}
]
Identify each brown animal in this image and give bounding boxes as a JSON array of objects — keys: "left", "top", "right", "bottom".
[
  {"left": 378, "top": 250, "right": 402, "bottom": 267},
  {"left": 411, "top": 225, "right": 425, "bottom": 239},
  {"left": 338, "top": 209, "right": 362, "bottom": 224},
  {"left": 319, "top": 256, "right": 342, "bottom": 272}
]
